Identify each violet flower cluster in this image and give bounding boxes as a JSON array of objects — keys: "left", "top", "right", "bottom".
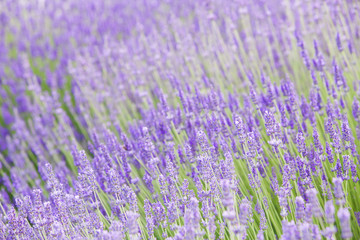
[{"left": 0, "top": 0, "right": 360, "bottom": 239}]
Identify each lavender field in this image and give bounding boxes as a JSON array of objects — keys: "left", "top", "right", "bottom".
[{"left": 1, "top": 0, "right": 360, "bottom": 239}]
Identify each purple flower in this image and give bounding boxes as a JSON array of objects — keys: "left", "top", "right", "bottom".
[
  {"left": 355, "top": 212, "right": 360, "bottom": 227},
  {"left": 321, "top": 226, "right": 337, "bottom": 238},
  {"left": 281, "top": 220, "right": 298, "bottom": 240},
  {"left": 306, "top": 188, "right": 322, "bottom": 218},
  {"left": 336, "top": 32, "right": 343, "bottom": 52},
  {"left": 296, "top": 132, "right": 306, "bottom": 155},
  {"left": 312, "top": 128, "right": 321, "bottom": 150},
  {"left": 126, "top": 211, "right": 140, "bottom": 237},
  {"left": 324, "top": 200, "right": 335, "bottom": 224},
  {"left": 333, "top": 177, "right": 345, "bottom": 204},
  {"left": 342, "top": 155, "right": 350, "bottom": 174},
  {"left": 184, "top": 198, "right": 201, "bottom": 240},
  {"left": 299, "top": 222, "right": 312, "bottom": 240},
  {"left": 264, "top": 111, "right": 276, "bottom": 136},
  {"left": 341, "top": 122, "right": 352, "bottom": 142},
  {"left": 352, "top": 98, "right": 360, "bottom": 119},
  {"left": 326, "top": 142, "right": 334, "bottom": 163},
  {"left": 295, "top": 196, "right": 305, "bottom": 221},
  {"left": 350, "top": 161, "right": 359, "bottom": 183},
  {"left": 259, "top": 208, "right": 267, "bottom": 231},
  {"left": 239, "top": 199, "right": 252, "bottom": 226},
  {"left": 338, "top": 208, "right": 352, "bottom": 239}
]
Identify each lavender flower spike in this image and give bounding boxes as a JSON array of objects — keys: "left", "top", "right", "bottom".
[{"left": 338, "top": 208, "right": 352, "bottom": 239}]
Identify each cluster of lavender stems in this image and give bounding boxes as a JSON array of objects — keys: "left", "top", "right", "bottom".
[{"left": 1, "top": 0, "right": 360, "bottom": 239}]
